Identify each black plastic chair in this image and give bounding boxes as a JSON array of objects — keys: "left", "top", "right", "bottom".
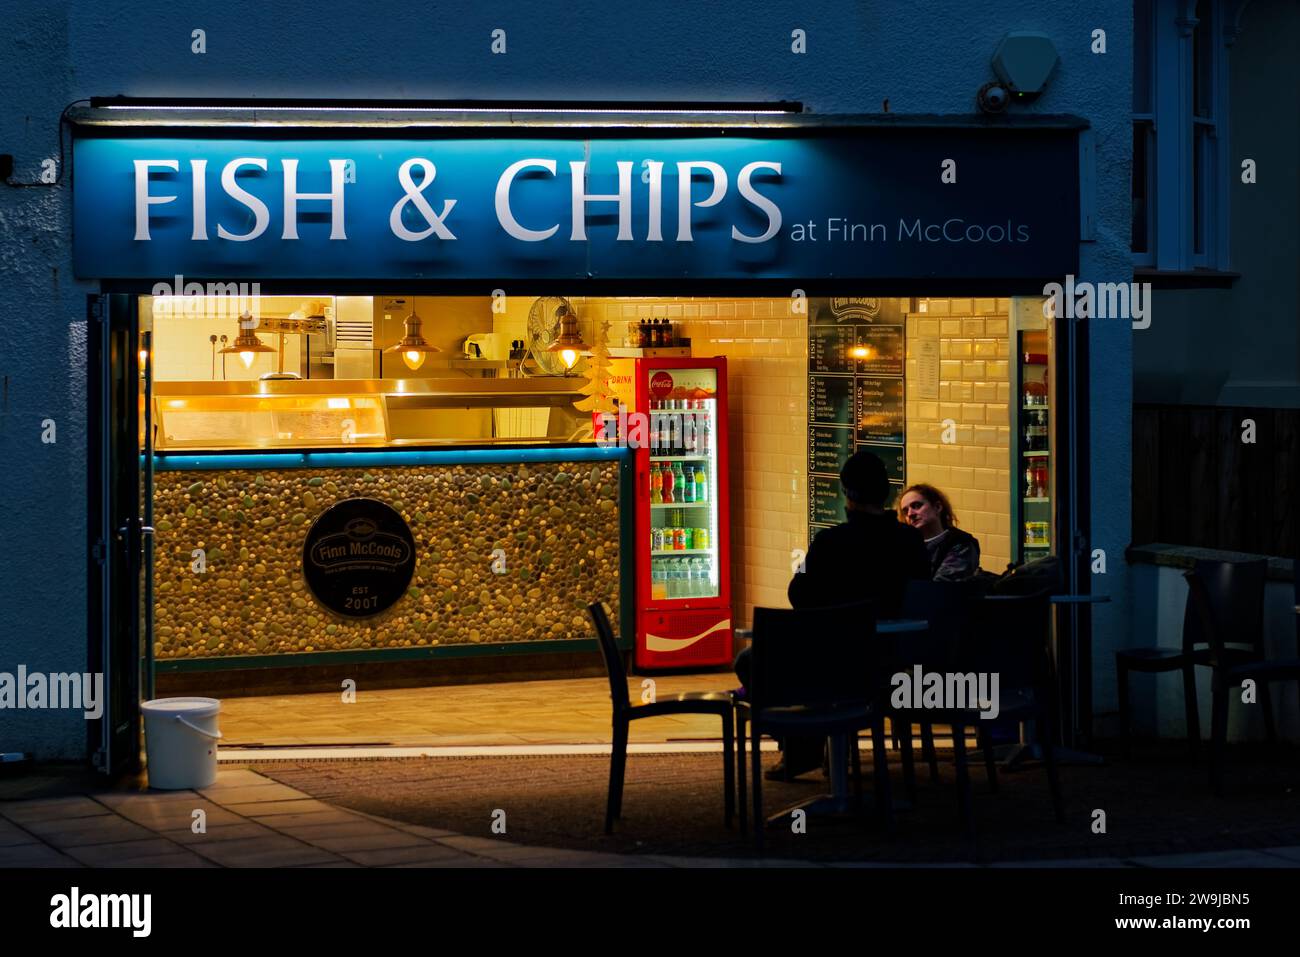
[
  {"left": 1180, "top": 567, "right": 1300, "bottom": 794},
  {"left": 913, "top": 590, "right": 1066, "bottom": 836},
  {"left": 1117, "top": 559, "right": 1269, "bottom": 756},
  {"left": 734, "top": 601, "right": 889, "bottom": 852},
  {"left": 587, "top": 602, "right": 736, "bottom": 833},
  {"left": 893, "top": 579, "right": 983, "bottom": 801}
]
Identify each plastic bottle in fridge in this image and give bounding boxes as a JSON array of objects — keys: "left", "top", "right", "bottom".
[
  {"left": 679, "top": 462, "right": 693, "bottom": 503},
  {"left": 652, "top": 561, "right": 667, "bottom": 601},
  {"left": 691, "top": 557, "right": 707, "bottom": 597}
]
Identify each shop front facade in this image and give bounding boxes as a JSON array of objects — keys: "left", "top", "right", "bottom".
[{"left": 0, "top": 1, "right": 1134, "bottom": 765}]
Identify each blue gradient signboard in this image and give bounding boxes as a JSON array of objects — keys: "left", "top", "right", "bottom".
[{"left": 73, "top": 129, "right": 1078, "bottom": 280}]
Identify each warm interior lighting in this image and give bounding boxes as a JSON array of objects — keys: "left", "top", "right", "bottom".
[
  {"left": 326, "top": 397, "right": 351, "bottom": 410},
  {"left": 385, "top": 310, "right": 441, "bottom": 371},
  {"left": 848, "top": 346, "right": 871, "bottom": 359},
  {"left": 218, "top": 311, "right": 275, "bottom": 370},
  {"left": 138, "top": 348, "right": 149, "bottom": 366},
  {"left": 546, "top": 303, "right": 590, "bottom": 373}
]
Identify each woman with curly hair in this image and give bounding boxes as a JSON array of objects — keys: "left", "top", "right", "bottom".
[{"left": 898, "top": 483, "right": 982, "bottom": 581}]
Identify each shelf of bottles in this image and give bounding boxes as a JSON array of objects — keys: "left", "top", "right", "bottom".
[
  {"left": 647, "top": 390, "right": 719, "bottom": 602},
  {"left": 1020, "top": 336, "right": 1053, "bottom": 555}
]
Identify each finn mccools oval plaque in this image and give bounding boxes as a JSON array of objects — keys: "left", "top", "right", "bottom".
[{"left": 302, "top": 498, "right": 416, "bottom": 618}]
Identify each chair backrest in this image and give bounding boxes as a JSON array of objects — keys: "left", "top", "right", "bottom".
[
  {"left": 587, "top": 602, "right": 630, "bottom": 716},
  {"left": 959, "top": 589, "right": 1054, "bottom": 695},
  {"left": 749, "top": 601, "right": 880, "bottom": 713},
  {"left": 900, "top": 579, "right": 981, "bottom": 674},
  {"left": 1182, "top": 559, "right": 1267, "bottom": 656}
]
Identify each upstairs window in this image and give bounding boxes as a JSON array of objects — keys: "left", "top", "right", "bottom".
[{"left": 1132, "top": 0, "right": 1230, "bottom": 271}]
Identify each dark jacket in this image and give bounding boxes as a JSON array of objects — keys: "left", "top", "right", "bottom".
[
  {"left": 925, "top": 527, "right": 981, "bottom": 582},
  {"left": 788, "top": 510, "right": 930, "bottom": 618}
]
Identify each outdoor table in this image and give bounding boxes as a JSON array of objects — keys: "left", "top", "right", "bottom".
[
  {"left": 736, "top": 619, "right": 929, "bottom": 823},
  {"left": 994, "top": 593, "right": 1112, "bottom": 770},
  {"left": 733, "top": 618, "right": 928, "bottom": 642}
]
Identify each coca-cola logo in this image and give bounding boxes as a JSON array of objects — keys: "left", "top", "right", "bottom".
[{"left": 649, "top": 371, "right": 675, "bottom": 399}]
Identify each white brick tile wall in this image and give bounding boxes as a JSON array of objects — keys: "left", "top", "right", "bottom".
[{"left": 907, "top": 298, "right": 1013, "bottom": 571}]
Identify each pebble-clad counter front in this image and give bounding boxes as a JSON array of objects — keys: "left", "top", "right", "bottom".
[{"left": 152, "top": 454, "right": 622, "bottom": 660}]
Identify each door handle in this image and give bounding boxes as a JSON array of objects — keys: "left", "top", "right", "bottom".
[{"left": 141, "top": 526, "right": 155, "bottom": 538}]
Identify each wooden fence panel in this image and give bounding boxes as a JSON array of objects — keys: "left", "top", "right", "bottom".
[{"left": 1132, "top": 404, "right": 1298, "bottom": 558}]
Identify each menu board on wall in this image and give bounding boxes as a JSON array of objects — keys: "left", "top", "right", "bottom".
[
  {"left": 858, "top": 326, "right": 904, "bottom": 376},
  {"left": 856, "top": 378, "right": 905, "bottom": 444},
  {"left": 862, "top": 443, "right": 906, "bottom": 491},
  {"left": 810, "top": 475, "right": 847, "bottom": 525},
  {"left": 809, "top": 426, "right": 854, "bottom": 475},
  {"left": 806, "top": 297, "right": 906, "bottom": 545},
  {"left": 809, "top": 374, "right": 854, "bottom": 426},
  {"left": 810, "top": 324, "right": 858, "bottom": 375}
]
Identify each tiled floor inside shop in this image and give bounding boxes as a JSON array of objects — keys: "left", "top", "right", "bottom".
[{"left": 216, "top": 673, "right": 731, "bottom": 748}]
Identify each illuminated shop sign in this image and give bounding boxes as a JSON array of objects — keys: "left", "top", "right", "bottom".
[{"left": 73, "top": 130, "right": 1078, "bottom": 279}]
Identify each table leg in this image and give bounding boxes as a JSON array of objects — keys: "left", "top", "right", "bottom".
[{"left": 767, "top": 733, "right": 856, "bottom": 823}]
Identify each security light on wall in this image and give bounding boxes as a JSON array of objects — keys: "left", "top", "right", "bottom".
[{"left": 990, "top": 32, "right": 1060, "bottom": 101}]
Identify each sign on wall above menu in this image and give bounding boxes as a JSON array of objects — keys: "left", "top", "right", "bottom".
[
  {"left": 807, "top": 297, "right": 906, "bottom": 543},
  {"left": 72, "top": 128, "right": 1079, "bottom": 279}
]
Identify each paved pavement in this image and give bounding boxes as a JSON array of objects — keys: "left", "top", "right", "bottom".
[{"left": 1, "top": 767, "right": 1297, "bottom": 868}]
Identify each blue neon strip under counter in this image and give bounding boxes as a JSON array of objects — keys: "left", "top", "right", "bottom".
[{"left": 153, "top": 445, "right": 629, "bottom": 471}]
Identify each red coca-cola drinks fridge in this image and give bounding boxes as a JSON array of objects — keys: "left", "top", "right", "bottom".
[{"left": 632, "top": 358, "right": 733, "bottom": 668}]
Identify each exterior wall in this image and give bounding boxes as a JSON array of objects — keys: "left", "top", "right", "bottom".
[
  {"left": 1133, "top": 0, "right": 1300, "bottom": 408},
  {"left": 0, "top": 0, "right": 1132, "bottom": 758}
]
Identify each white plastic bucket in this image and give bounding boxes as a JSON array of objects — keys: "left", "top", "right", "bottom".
[{"left": 141, "top": 697, "right": 223, "bottom": 790}]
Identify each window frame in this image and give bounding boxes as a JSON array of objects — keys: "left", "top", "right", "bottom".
[{"left": 1133, "top": 0, "right": 1232, "bottom": 271}]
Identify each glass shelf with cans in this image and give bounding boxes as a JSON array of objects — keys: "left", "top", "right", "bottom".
[
  {"left": 650, "top": 503, "right": 716, "bottom": 599},
  {"left": 650, "top": 519, "right": 711, "bottom": 553}
]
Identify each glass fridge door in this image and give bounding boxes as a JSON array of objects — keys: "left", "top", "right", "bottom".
[
  {"left": 646, "top": 366, "right": 720, "bottom": 603},
  {"left": 1018, "top": 328, "right": 1054, "bottom": 562}
]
